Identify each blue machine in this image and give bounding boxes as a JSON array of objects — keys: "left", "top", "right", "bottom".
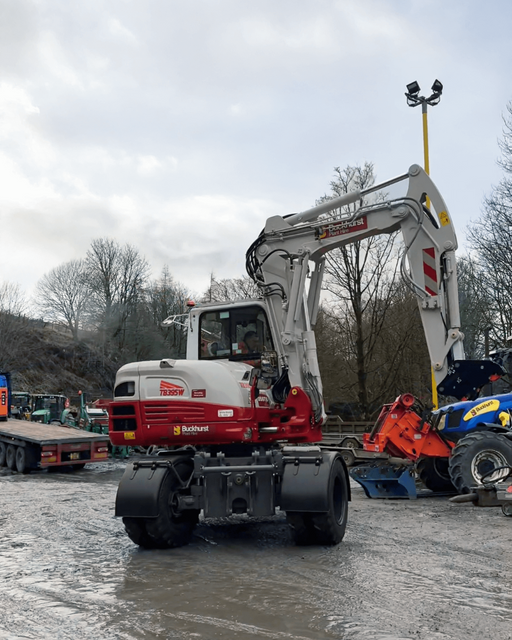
[
  {"left": 433, "top": 392, "right": 512, "bottom": 441},
  {"left": 0, "top": 372, "right": 12, "bottom": 421},
  {"left": 350, "top": 463, "right": 417, "bottom": 499}
]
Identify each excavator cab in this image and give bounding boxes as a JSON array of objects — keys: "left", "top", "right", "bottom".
[{"left": 198, "top": 303, "right": 274, "bottom": 363}]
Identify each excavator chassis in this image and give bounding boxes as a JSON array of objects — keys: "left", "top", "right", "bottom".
[{"left": 115, "top": 445, "right": 351, "bottom": 548}]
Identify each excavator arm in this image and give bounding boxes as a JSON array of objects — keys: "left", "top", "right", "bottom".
[{"left": 246, "top": 164, "right": 502, "bottom": 409}]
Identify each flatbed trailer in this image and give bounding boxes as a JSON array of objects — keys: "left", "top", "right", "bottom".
[{"left": 0, "top": 419, "right": 111, "bottom": 473}]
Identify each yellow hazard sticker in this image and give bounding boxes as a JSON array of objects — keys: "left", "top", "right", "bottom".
[
  {"left": 124, "top": 432, "right": 136, "bottom": 440},
  {"left": 438, "top": 211, "right": 450, "bottom": 227},
  {"left": 174, "top": 426, "right": 181, "bottom": 436},
  {"left": 463, "top": 399, "right": 500, "bottom": 421}
]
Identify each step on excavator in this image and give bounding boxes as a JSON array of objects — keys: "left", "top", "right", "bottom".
[{"left": 109, "top": 164, "right": 503, "bottom": 548}]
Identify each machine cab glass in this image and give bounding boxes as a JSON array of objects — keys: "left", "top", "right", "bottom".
[{"left": 199, "top": 305, "right": 273, "bottom": 363}]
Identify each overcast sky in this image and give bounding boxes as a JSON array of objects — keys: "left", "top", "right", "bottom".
[{"left": 1, "top": 0, "right": 511, "bottom": 300}]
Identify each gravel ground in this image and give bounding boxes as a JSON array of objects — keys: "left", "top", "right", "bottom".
[{"left": 0, "top": 460, "right": 511, "bottom": 640}]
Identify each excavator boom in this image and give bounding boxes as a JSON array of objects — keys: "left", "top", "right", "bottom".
[{"left": 246, "top": 164, "right": 502, "bottom": 403}]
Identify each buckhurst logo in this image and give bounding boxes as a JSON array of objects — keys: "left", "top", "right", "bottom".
[
  {"left": 463, "top": 398, "right": 500, "bottom": 421},
  {"left": 160, "top": 380, "right": 185, "bottom": 396},
  {"left": 172, "top": 424, "right": 210, "bottom": 436},
  {"left": 173, "top": 425, "right": 209, "bottom": 435},
  {"left": 318, "top": 216, "right": 368, "bottom": 239},
  {"left": 183, "top": 425, "right": 209, "bottom": 433}
]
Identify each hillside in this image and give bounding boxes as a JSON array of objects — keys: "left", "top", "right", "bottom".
[{"left": 1, "top": 317, "right": 120, "bottom": 399}]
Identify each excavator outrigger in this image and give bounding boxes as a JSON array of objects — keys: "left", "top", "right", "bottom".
[{"left": 110, "top": 164, "right": 503, "bottom": 548}]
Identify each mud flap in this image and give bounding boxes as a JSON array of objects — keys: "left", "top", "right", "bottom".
[
  {"left": 280, "top": 449, "right": 349, "bottom": 512},
  {"left": 115, "top": 462, "right": 169, "bottom": 518},
  {"left": 350, "top": 463, "right": 417, "bottom": 499}
]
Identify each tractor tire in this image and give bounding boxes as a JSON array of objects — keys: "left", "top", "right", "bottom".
[
  {"left": 416, "top": 457, "right": 455, "bottom": 492},
  {"left": 143, "top": 462, "right": 199, "bottom": 549},
  {"left": 287, "top": 458, "right": 349, "bottom": 546},
  {"left": 448, "top": 431, "right": 512, "bottom": 494},
  {"left": 6, "top": 445, "right": 16, "bottom": 470},
  {"left": 0, "top": 442, "right": 6, "bottom": 467}
]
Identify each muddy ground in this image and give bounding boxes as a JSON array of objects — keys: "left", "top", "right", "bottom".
[{"left": 0, "top": 459, "right": 511, "bottom": 640}]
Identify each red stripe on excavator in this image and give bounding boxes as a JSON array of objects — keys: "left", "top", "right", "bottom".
[
  {"left": 423, "top": 247, "right": 438, "bottom": 295},
  {"left": 423, "top": 263, "right": 437, "bottom": 281}
]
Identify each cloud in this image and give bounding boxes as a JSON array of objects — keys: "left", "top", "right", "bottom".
[{"left": 0, "top": 0, "right": 511, "bottom": 304}]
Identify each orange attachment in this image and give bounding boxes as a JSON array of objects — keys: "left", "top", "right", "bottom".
[{"left": 363, "top": 394, "right": 452, "bottom": 460}]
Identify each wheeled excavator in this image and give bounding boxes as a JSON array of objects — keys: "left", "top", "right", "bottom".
[{"left": 110, "top": 164, "right": 503, "bottom": 548}]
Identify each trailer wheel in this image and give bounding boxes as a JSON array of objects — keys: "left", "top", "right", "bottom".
[
  {"left": 15, "top": 447, "right": 29, "bottom": 474},
  {"left": 341, "top": 449, "right": 356, "bottom": 467},
  {"left": 449, "top": 431, "right": 512, "bottom": 494},
  {"left": 6, "top": 445, "right": 16, "bottom": 470},
  {"left": 0, "top": 442, "right": 6, "bottom": 467},
  {"left": 416, "top": 457, "right": 455, "bottom": 492},
  {"left": 287, "top": 458, "right": 349, "bottom": 546},
  {"left": 341, "top": 437, "right": 361, "bottom": 450},
  {"left": 143, "top": 462, "right": 199, "bottom": 549}
]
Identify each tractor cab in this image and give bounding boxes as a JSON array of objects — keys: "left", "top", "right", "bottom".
[
  {"left": 31, "top": 394, "right": 76, "bottom": 426},
  {"left": 11, "top": 392, "right": 32, "bottom": 420}
]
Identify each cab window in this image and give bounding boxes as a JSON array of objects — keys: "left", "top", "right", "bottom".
[
  {"left": 199, "top": 306, "right": 273, "bottom": 361},
  {"left": 114, "top": 381, "right": 135, "bottom": 397}
]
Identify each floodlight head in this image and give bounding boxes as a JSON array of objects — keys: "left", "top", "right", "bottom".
[
  {"left": 406, "top": 81, "right": 421, "bottom": 96},
  {"left": 431, "top": 79, "right": 443, "bottom": 94}
]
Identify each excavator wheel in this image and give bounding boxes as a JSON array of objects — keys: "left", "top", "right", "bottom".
[
  {"left": 286, "top": 512, "right": 316, "bottom": 545},
  {"left": 143, "top": 461, "right": 200, "bottom": 549},
  {"left": 286, "top": 458, "right": 349, "bottom": 546},
  {"left": 416, "top": 457, "right": 455, "bottom": 493},
  {"left": 502, "top": 504, "right": 512, "bottom": 517},
  {"left": 122, "top": 517, "right": 160, "bottom": 549},
  {"left": 448, "top": 431, "right": 512, "bottom": 494}
]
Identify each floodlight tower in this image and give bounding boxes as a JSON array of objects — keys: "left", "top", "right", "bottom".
[
  {"left": 405, "top": 79, "right": 444, "bottom": 410},
  {"left": 405, "top": 79, "right": 443, "bottom": 176}
]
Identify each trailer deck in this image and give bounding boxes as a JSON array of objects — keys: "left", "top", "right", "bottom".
[{"left": 0, "top": 419, "right": 111, "bottom": 472}]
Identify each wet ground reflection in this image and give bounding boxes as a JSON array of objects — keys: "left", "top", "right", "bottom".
[{"left": 0, "top": 461, "right": 511, "bottom": 639}]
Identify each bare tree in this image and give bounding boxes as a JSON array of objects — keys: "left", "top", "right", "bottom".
[
  {"left": 144, "top": 266, "right": 191, "bottom": 359},
  {"left": 0, "top": 282, "right": 26, "bottom": 316},
  {"left": 456, "top": 256, "right": 494, "bottom": 358},
  {"left": 85, "top": 238, "right": 150, "bottom": 349},
  {"left": 0, "top": 282, "right": 29, "bottom": 370},
  {"left": 466, "top": 101, "right": 512, "bottom": 349},
  {"left": 320, "top": 163, "right": 408, "bottom": 418},
  {"left": 35, "top": 259, "right": 89, "bottom": 340},
  {"left": 203, "top": 274, "right": 260, "bottom": 303}
]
